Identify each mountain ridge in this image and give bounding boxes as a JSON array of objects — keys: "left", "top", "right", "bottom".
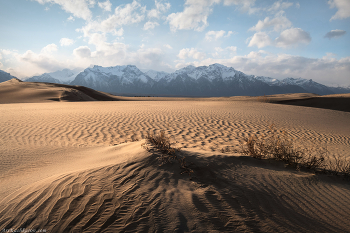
[
  {"left": 0, "top": 70, "right": 17, "bottom": 83},
  {"left": 2, "top": 64, "right": 349, "bottom": 96}
]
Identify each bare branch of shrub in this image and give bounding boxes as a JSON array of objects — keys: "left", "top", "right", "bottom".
[
  {"left": 142, "top": 130, "right": 193, "bottom": 176},
  {"left": 240, "top": 124, "right": 350, "bottom": 178}
]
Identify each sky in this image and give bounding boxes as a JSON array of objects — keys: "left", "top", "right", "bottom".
[{"left": 0, "top": 0, "right": 349, "bottom": 86}]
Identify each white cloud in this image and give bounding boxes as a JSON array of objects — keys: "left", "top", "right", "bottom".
[
  {"left": 212, "top": 46, "right": 237, "bottom": 58},
  {"left": 205, "top": 30, "right": 233, "bottom": 41},
  {"left": 167, "top": 0, "right": 220, "bottom": 32},
  {"left": 164, "top": 44, "right": 173, "bottom": 49},
  {"left": 324, "top": 29, "right": 346, "bottom": 39},
  {"left": 34, "top": 0, "right": 95, "bottom": 20},
  {"left": 248, "top": 32, "right": 272, "bottom": 48},
  {"left": 328, "top": 0, "right": 350, "bottom": 20},
  {"left": 0, "top": 49, "right": 15, "bottom": 56},
  {"left": 114, "top": 28, "right": 124, "bottom": 37},
  {"left": 18, "top": 50, "right": 64, "bottom": 72},
  {"left": 222, "top": 0, "right": 259, "bottom": 14},
  {"left": 85, "top": 31, "right": 125, "bottom": 56},
  {"left": 98, "top": 0, "right": 112, "bottom": 12},
  {"left": 296, "top": 2, "right": 300, "bottom": 8},
  {"left": 322, "top": 53, "right": 337, "bottom": 62},
  {"left": 249, "top": 11, "right": 292, "bottom": 32},
  {"left": 41, "top": 44, "right": 58, "bottom": 54},
  {"left": 60, "top": 38, "right": 75, "bottom": 46},
  {"left": 132, "top": 48, "right": 164, "bottom": 65},
  {"left": 0, "top": 61, "right": 3, "bottom": 68},
  {"left": 226, "top": 46, "right": 237, "bottom": 53},
  {"left": 0, "top": 48, "right": 65, "bottom": 77},
  {"left": 100, "top": 1, "right": 145, "bottom": 32},
  {"left": 79, "top": 1, "right": 144, "bottom": 36},
  {"left": 73, "top": 46, "right": 92, "bottom": 58},
  {"left": 215, "top": 47, "right": 224, "bottom": 52},
  {"left": 148, "top": 0, "right": 171, "bottom": 19},
  {"left": 246, "top": 50, "right": 268, "bottom": 59},
  {"left": 226, "top": 31, "right": 234, "bottom": 37},
  {"left": 267, "top": 0, "right": 293, "bottom": 12},
  {"left": 178, "top": 48, "right": 206, "bottom": 60},
  {"left": 205, "top": 30, "right": 225, "bottom": 41},
  {"left": 67, "top": 16, "right": 75, "bottom": 21},
  {"left": 143, "top": 21, "right": 160, "bottom": 30},
  {"left": 275, "top": 28, "right": 311, "bottom": 47}
]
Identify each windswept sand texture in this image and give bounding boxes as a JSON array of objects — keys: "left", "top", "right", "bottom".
[{"left": 1, "top": 81, "right": 350, "bottom": 232}]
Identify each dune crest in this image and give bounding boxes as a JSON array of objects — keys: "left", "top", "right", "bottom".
[{"left": 0, "top": 79, "right": 119, "bottom": 103}]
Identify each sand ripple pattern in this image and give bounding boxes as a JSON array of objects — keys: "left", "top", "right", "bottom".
[
  {"left": 1, "top": 101, "right": 349, "bottom": 152},
  {"left": 1, "top": 153, "right": 350, "bottom": 232}
]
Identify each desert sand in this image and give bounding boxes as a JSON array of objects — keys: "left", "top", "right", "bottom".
[{"left": 1, "top": 80, "right": 350, "bottom": 232}]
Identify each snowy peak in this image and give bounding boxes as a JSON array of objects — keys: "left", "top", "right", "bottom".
[
  {"left": 88, "top": 65, "right": 142, "bottom": 76},
  {"left": 79, "top": 65, "right": 153, "bottom": 85},
  {"left": 25, "top": 68, "right": 81, "bottom": 84},
  {"left": 254, "top": 76, "right": 281, "bottom": 85},
  {"left": 144, "top": 70, "right": 169, "bottom": 82},
  {"left": 49, "top": 68, "right": 81, "bottom": 83},
  {"left": 170, "top": 63, "right": 237, "bottom": 81},
  {"left": 88, "top": 65, "right": 126, "bottom": 76},
  {"left": 281, "top": 77, "right": 309, "bottom": 86}
]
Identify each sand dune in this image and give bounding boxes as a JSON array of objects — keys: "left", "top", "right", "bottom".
[
  {"left": 1, "top": 80, "right": 350, "bottom": 232},
  {"left": 0, "top": 78, "right": 119, "bottom": 103},
  {"left": 1, "top": 141, "right": 350, "bottom": 232},
  {"left": 271, "top": 93, "right": 350, "bottom": 112}
]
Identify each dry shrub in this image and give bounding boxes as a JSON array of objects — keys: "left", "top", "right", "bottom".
[
  {"left": 240, "top": 124, "right": 326, "bottom": 171},
  {"left": 143, "top": 130, "right": 193, "bottom": 176},
  {"left": 145, "top": 131, "right": 179, "bottom": 155},
  {"left": 327, "top": 153, "right": 350, "bottom": 177},
  {"left": 241, "top": 124, "right": 350, "bottom": 177}
]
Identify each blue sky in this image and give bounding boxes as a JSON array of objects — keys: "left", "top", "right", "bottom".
[{"left": 0, "top": 0, "right": 349, "bottom": 86}]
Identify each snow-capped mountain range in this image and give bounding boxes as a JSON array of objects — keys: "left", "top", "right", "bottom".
[{"left": 1, "top": 64, "right": 349, "bottom": 96}]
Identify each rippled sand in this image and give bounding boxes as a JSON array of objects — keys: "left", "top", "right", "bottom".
[
  {"left": 1, "top": 79, "right": 350, "bottom": 232},
  {"left": 1, "top": 100, "right": 350, "bottom": 232}
]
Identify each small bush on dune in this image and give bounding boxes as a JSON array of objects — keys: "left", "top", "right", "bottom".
[
  {"left": 145, "top": 131, "right": 179, "bottom": 156},
  {"left": 142, "top": 130, "right": 193, "bottom": 176},
  {"left": 241, "top": 124, "right": 307, "bottom": 165},
  {"left": 240, "top": 124, "right": 350, "bottom": 178}
]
